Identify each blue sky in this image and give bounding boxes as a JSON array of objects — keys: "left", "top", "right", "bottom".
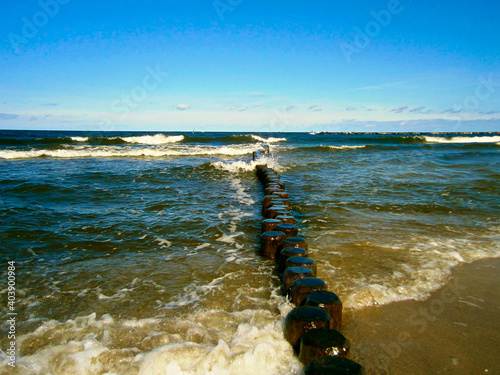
[{"left": 1, "top": 0, "right": 499, "bottom": 132}]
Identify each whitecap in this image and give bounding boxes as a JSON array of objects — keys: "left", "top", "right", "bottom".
[
  {"left": 122, "top": 134, "right": 185, "bottom": 144},
  {"left": 424, "top": 135, "right": 500, "bottom": 144},
  {"left": 250, "top": 134, "right": 287, "bottom": 143}
]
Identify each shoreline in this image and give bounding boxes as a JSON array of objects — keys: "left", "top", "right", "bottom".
[{"left": 343, "top": 257, "right": 500, "bottom": 374}]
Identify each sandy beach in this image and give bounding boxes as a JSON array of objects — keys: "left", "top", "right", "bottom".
[{"left": 345, "top": 257, "right": 500, "bottom": 374}]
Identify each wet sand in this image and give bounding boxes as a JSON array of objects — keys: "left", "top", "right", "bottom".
[{"left": 343, "top": 257, "right": 500, "bottom": 375}]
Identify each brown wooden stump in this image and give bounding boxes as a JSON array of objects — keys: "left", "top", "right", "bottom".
[
  {"left": 277, "top": 247, "right": 308, "bottom": 274},
  {"left": 281, "top": 237, "right": 308, "bottom": 251},
  {"left": 274, "top": 211, "right": 292, "bottom": 220},
  {"left": 266, "top": 176, "right": 281, "bottom": 185},
  {"left": 305, "top": 290, "right": 343, "bottom": 330},
  {"left": 284, "top": 306, "right": 330, "bottom": 352},
  {"left": 262, "top": 195, "right": 280, "bottom": 215},
  {"left": 282, "top": 267, "right": 314, "bottom": 292},
  {"left": 298, "top": 328, "right": 350, "bottom": 366},
  {"left": 265, "top": 186, "right": 285, "bottom": 196},
  {"left": 272, "top": 190, "right": 289, "bottom": 199},
  {"left": 304, "top": 357, "right": 365, "bottom": 375},
  {"left": 260, "top": 231, "right": 286, "bottom": 260},
  {"left": 256, "top": 165, "right": 269, "bottom": 180},
  {"left": 267, "top": 179, "right": 285, "bottom": 189},
  {"left": 276, "top": 223, "right": 299, "bottom": 238},
  {"left": 266, "top": 205, "right": 290, "bottom": 219},
  {"left": 288, "top": 277, "right": 327, "bottom": 306},
  {"left": 276, "top": 215, "right": 296, "bottom": 224},
  {"left": 261, "top": 218, "right": 282, "bottom": 233},
  {"left": 265, "top": 182, "right": 281, "bottom": 189},
  {"left": 286, "top": 256, "right": 317, "bottom": 277},
  {"left": 270, "top": 198, "right": 291, "bottom": 207}
]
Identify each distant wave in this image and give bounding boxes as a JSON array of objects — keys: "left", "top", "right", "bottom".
[
  {"left": 71, "top": 134, "right": 185, "bottom": 145},
  {"left": 0, "top": 144, "right": 260, "bottom": 160},
  {"left": 424, "top": 135, "right": 500, "bottom": 144},
  {"left": 327, "top": 145, "right": 366, "bottom": 150},
  {"left": 292, "top": 145, "right": 369, "bottom": 153},
  {"left": 121, "top": 134, "right": 184, "bottom": 144},
  {"left": 84, "top": 134, "right": 185, "bottom": 145},
  {"left": 0, "top": 134, "right": 185, "bottom": 147},
  {"left": 249, "top": 134, "right": 287, "bottom": 143}
]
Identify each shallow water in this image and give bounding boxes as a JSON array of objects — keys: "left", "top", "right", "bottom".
[{"left": 0, "top": 130, "right": 498, "bottom": 374}]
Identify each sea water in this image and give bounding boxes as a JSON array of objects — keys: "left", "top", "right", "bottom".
[{"left": 0, "top": 130, "right": 498, "bottom": 374}]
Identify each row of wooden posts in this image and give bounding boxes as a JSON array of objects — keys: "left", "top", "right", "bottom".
[{"left": 253, "top": 147, "right": 364, "bottom": 375}]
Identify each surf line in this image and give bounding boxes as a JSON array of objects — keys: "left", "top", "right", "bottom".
[{"left": 253, "top": 148, "right": 364, "bottom": 374}]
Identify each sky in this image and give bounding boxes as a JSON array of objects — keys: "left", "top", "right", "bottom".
[{"left": 1, "top": 0, "right": 499, "bottom": 132}]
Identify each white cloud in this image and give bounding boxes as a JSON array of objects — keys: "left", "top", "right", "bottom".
[
  {"left": 176, "top": 104, "right": 191, "bottom": 111},
  {"left": 391, "top": 105, "right": 409, "bottom": 113},
  {"left": 408, "top": 106, "right": 426, "bottom": 113},
  {"left": 0, "top": 113, "right": 19, "bottom": 120},
  {"left": 347, "top": 81, "right": 405, "bottom": 92}
]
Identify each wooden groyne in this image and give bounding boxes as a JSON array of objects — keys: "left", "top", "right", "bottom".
[{"left": 253, "top": 147, "right": 365, "bottom": 375}]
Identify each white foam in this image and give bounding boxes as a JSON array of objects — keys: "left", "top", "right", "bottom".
[
  {"left": 217, "top": 232, "right": 245, "bottom": 244},
  {"left": 137, "top": 319, "right": 301, "bottom": 375},
  {"left": 70, "top": 136, "right": 89, "bottom": 142},
  {"left": 327, "top": 145, "right": 366, "bottom": 150},
  {"left": 7, "top": 284, "right": 303, "bottom": 374},
  {"left": 340, "top": 234, "right": 500, "bottom": 309},
  {"left": 229, "top": 178, "right": 256, "bottom": 206},
  {"left": 211, "top": 158, "right": 284, "bottom": 174},
  {"left": 195, "top": 243, "right": 211, "bottom": 251},
  {"left": 0, "top": 144, "right": 263, "bottom": 160},
  {"left": 154, "top": 236, "right": 172, "bottom": 248},
  {"left": 212, "top": 160, "right": 261, "bottom": 173},
  {"left": 250, "top": 134, "right": 287, "bottom": 143},
  {"left": 424, "top": 135, "right": 500, "bottom": 144},
  {"left": 122, "top": 134, "right": 185, "bottom": 144},
  {"left": 161, "top": 273, "right": 235, "bottom": 309}
]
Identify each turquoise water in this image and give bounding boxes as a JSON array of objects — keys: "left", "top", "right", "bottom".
[{"left": 0, "top": 131, "right": 499, "bottom": 374}]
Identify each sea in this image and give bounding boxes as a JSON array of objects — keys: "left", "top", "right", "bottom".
[{"left": 0, "top": 130, "right": 499, "bottom": 374}]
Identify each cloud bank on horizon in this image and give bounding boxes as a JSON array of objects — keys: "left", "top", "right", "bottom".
[{"left": 0, "top": 0, "right": 499, "bottom": 132}]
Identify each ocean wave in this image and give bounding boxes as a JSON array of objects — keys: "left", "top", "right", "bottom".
[
  {"left": 210, "top": 157, "right": 283, "bottom": 173},
  {"left": 327, "top": 145, "right": 367, "bottom": 150},
  {"left": 70, "top": 136, "right": 89, "bottom": 142},
  {"left": 10, "top": 309, "right": 301, "bottom": 375},
  {"left": 122, "top": 134, "right": 185, "bottom": 144},
  {"left": 0, "top": 144, "right": 260, "bottom": 160},
  {"left": 424, "top": 135, "right": 500, "bottom": 144},
  {"left": 249, "top": 134, "right": 287, "bottom": 143},
  {"left": 335, "top": 232, "right": 500, "bottom": 309}
]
